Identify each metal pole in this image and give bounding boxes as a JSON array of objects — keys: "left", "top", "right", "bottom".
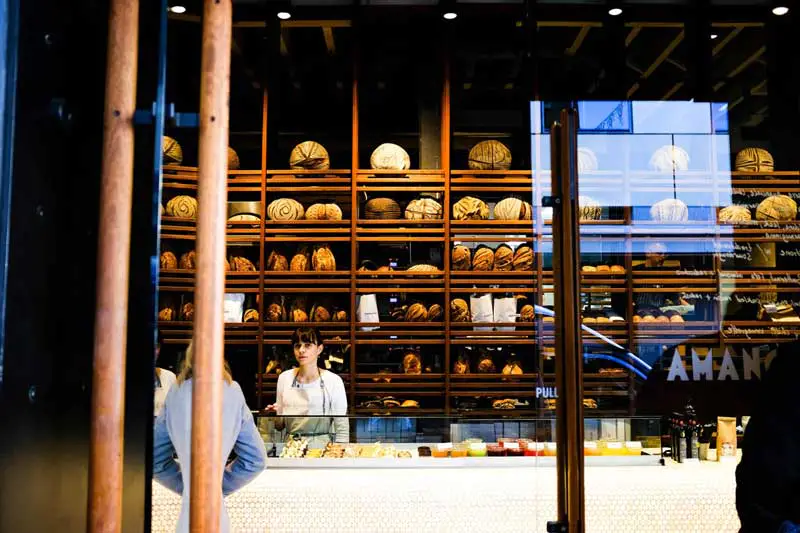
[
  {"left": 550, "top": 107, "right": 585, "bottom": 533},
  {"left": 88, "top": 0, "right": 139, "bottom": 531},
  {"left": 190, "top": 0, "right": 232, "bottom": 531}
]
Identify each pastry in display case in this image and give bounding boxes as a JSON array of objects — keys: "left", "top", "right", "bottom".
[
  {"left": 450, "top": 299, "right": 470, "bottom": 322},
  {"left": 158, "top": 306, "right": 175, "bottom": 321},
  {"left": 452, "top": 244, "right": 471, "bottom": 270},
  {"left": 243, "top": 309, "right": 259, "bottom": 323},
  {"left": 290, "top": 141, "right": 331, "bottom": 171},
  {"left": 290, "top": 247, "right": 311, "bottom": 271},
  {"left": 268, "top": 198, "right": 305, "bottom": 221},
  {"left": 160, "top": 251, "right": 178, "bottom": 270},
  {"left": 305, "top": 202, "right": 343, "bottom": 221},
  {"left": 267, "top": 250, "right": 289, "bottom": 271},
  {"left": 364, "top": 197, "right": 402, "bottom": 219},
  {"left": 452, "top": 195, "right": 490, "bottom": 220},
  {"left": 734, "top": 147, "right": 774, "bottom": 173},
  {"left": 179, "top": 250, "right": 197, "bottom": 270},
  {"left": 519, "top": 304, "right": 534, "bottom": 322},
  {"left": 370, "top": 143, "right": 410, "bottom": 171},
  {"left": 310, "top": 303, "right": 331, "bottom": 322},
  {"left": 493, "top": 244, "right": 513, "bottom": 271},
  {"left": 404, "top": 197, "right": 443, "bottom": 220},
  {"left": 471, "top": 245, "right": 494, "bottom": 271},
  {"left": 229, "top": 255, "right": 257, "bottom": 272},
  {"left": 180, "top": 302, "right": 194, "bottom": 321},
  {"left": 427, "top": 304, "right": 443, "bottom": 322},
  {"left": 312, "top": 245, "right": 336, "bottom": 271},
  {"left": 165, "top": 195, "right": 198, "bottom": 219},
  {"left": 405, "top": 302, "right": 428, "bottom": 322},
  {"left": 512, "top": 245, "right": 533, "bottom": 271},
  {"left": 467, "top": 140, "right": 512, "bottom": 171}
]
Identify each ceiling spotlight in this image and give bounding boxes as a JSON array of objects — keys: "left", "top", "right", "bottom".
[
  {"left": 169, "top": 5, "right": 186, "bottom": 13},
  {"left": 608, "top": 7, "right": 623, "bottom": 16},
  {"left": 772, "top": 6, "right": 789, "bottom": 15},
  {"left": 710, "top": 33, "right": 718, "bottom": 39},
  {"left": 277, "top": 11, "right": 292, "bottom": 20},
  {"left": 443, "top": 11, "right": 457, "bottom": 20}
]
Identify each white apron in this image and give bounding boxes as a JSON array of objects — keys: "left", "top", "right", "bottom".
[{"left": 279, "top": 374, "right": 334, "bottom": 448}]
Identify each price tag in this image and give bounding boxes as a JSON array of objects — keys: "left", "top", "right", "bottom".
[
  {"left": 584, "top": 442, "right": 598, "bottom": 449},
  {"left": 625, "top": 441, "right": 642, "bottom": 449},
  {"left": 502, "top": 442, "right": 520, "bottom": 450},
  {"left": 606, "top": 442, "right": 623, "bottom": 449},
  {"left": 436, "top": 443, "right": 453, "bottom": 451}
]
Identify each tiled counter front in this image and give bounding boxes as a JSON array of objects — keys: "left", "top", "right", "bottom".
[{"left": 152, "top": 462, "right": 739, "bottom": 532}]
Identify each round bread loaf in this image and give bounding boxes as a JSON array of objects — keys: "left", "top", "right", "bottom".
[
  {"left": 427, "top": 304, "right": 443, "bottom": 322},
  {"left": 166, "top": 195, "right": 198, "bottom": 219},
  {"left": 243, "top": 309, "right": 259, "bottom": 323},
  {"left": 160, "top": 251, "right": 178, "bottom": 270},
  {"left": 158, "top": 307, "right": 175, "bottom": 321},
  {"left": 578, "top": 147, "right": 599, "bottom": 172},
  {"left": 477, "top": 356, "right": 496, "bottom": 373},
  {"left": 267, "top": 250, "right": 289, "bottom": 271},
  {"left": 756, "top": 195, "right": 797, "bottom": 221},
  {"left": 520, "top": 304, "right": 535, "bottom": 322},
  {"left": 405, "top": 303, "right": 428, "bottom": 322},
  {"left": 610, "top": 265, "right": 625, "bottom": 274},
  {"left": 227, "top": 147, "right": 240, "bottom": 170},
  {"left": 493, "top": 244, "right": 514, "bottom": 271},
  {"left": 364, "top": 198, "right": 401, "bottom": 220},
  {"left": 267, "top": 198, "right": 304, "bottom": 221},
  {"left": 290, "top": 141, "right": 331, "bottom": 170},
  {"left": 332, "top": 309, "right": 347, "bottom": 322},
  {"left": 450, "top": 298, "right": 470, "bottom": 322},
  {"left": 735, "top": 147, "right": 774, "bottom": 173},
  {"left": 579, "top": 196, "right": 602, "bottom": 221},
  {"left": 266, "top": 303, "right": 285, "bottom": 322},
  {"left": 718, "top": 205, "right": 752, "bottom": 224},
  {"left": 370, "top": 143, "right": 410, "bottom": 171},
  {"left": 650, "top": 198, "right": 689, "bottom": 223},
  {"left": 454, "top": 356, "right": 470, "bottom": 374},
  {"left": 306, "top": 203, "right": 342, "bottom": 221},
  {"left": 162, "top": 136, "right": 183, "bottom": 165},
  {"left": 494, "top": 197, "right": 533, "bottom": 220},
  {"left": 311, "top": 305, "right": 331, "bottom": 322},
  {"left": 512, "top": 245, "right": 533, "bottom": 271},
  {"left": 452, "top": 245, "right": 471, "bottom": 271},
  {"left": 650, "top": 145, "right": 690, "bottom": 172},
  {"left": 230, "top": 256, "right": 257, "bottom": 272},
  {"left": 227, "top": 214, "right": 260, "bottom": 228},
  {"left": 290, "top": 250, "right": 310, "bottom": 271},
  {"left": 312, "top": 245, "right": 336, "bottom": 271},
  {"left": 407, "top": 264, "right": 440, "bottom": 274},
  {"left": 405, "top": 198, "right": 443, "bottom": 220},
  {"left": 181, "top": 302, "right": 195, "bottom": 321},
  {"left": 403, "top": 352, "right": 422, "bottom": 374},
  {"left": 468, "top": 140, "right": 512, "bottom": 171},
  {"left": 502, "top": 362, "right": 523, "bottom": 375},
  {"left": 452, "top": 196, "right": 489, "bottom": 220},
  {"left": 291, "top": 308, "right": 308, "bottom": 322},
  {"left": 472, "top": 246, "right": 495, "bottom": 271},
  {"left": 179, "top": 250, "right": 197, "bottom": 270}
]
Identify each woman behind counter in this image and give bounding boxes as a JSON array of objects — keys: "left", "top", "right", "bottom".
[{"left": 269, "top": 326, "right": 349, "bottom": 446}]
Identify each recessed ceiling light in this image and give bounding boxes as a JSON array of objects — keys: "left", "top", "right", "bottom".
[
  {"left": 443, "top": 12, "right": 457, "bottom": 20},
  {"left": 169, "top": 5, "right": 186, "bottom": 14},
  {"left": 277, "top": 11, "right": 291, "bottom": 20},
  {"left": 710, "top": 33, "right": 718, "bottom": 39},
  {"left": 608, "top": 7, "right": 623, "bottom": 16},
  {"left": 772, "top": 6, "right": 789, "bottom": 15}
]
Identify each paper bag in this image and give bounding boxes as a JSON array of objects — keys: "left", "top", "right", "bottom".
[
  {"left": 357, "top": 294, "right": 380, "bottom": 331},
  {"left": 470, "top": 294, "right": 494, "bottom": 331},
  {"left": 493, "top": 296, "right": 517, "bottom": 331},
  {"left": 223, "top": 293, "right": 245, "bottom": 323}
]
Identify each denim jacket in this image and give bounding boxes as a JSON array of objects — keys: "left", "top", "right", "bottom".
[{"left": 153, "top": 379, "right": 267, "bottom": 532}]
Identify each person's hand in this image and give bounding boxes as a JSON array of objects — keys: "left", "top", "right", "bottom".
[{"left": 265, "top": 404, "right": 277, "bottom": 411}]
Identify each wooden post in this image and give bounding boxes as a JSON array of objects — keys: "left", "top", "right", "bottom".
[
  {"left": 88, "top": 0, "right": 138, "bottom": 531},
  {"left": 191, "top": 0, "right": 232, "bottom": 531}
]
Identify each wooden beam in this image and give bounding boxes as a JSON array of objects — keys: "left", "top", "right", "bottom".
[
  {"left": 628, "top": 29, "right": 684, "bottom": 98},
  {"left": 727, "top": 46, "right": 766, "bottom": 79},
  {"left": 191, "top": 0, "right": 232, "bottom": 532},
  {"left": 565, "top": 26, "right": 591, "bottom": 56},
  {"left": 625, "top": 26, "right": 641, "bottom": 47},
  {"left": 89, "top": 0, "right": 138, "bottom": 529},
  {"left": 712, "top": 27, "right": 741, "bottom": 56},
  {"left": 538, "top": 21, "right": 602, "bottom": 28},
  {"left": 280, "top": 28, "right": 289, "bottom": 56},
  {"left": 323, "top": 27, "right": 336, "bottom": 55},
  {"left": 750, "top": 79, "right": 768, "bottom": 96},
  {"left": 662, "top": 81, "right": 684, "bottom": 100}
]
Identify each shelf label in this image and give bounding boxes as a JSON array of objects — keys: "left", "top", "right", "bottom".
[
  {"left": 606, "top": 442, "right": 623, "bottom": 449},
  {"left": 436, "top": 443, "right": 453, "bottom": 451},
  {"left": 502, "top": 442, "right": 520, "bottom": 450}
]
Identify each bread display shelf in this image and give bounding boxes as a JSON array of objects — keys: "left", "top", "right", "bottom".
[
  {"left": 356, "top": 227, "right": 445, "bottom": 235},
  {"left": 449, "top": 330, "right": 537, "bottom": 338},
  {"left": 451, "top": 338, "right": 537, "bottom": 346},
  {"left": 355, "top": 338, "right": 446, "bottom": 345},
  {"left": 356, "top": 169, "right": 445, "bottom": 176},
  {"left": 354, "top": 373, "right": 445, "bottom": 380},
  {"left": 358, "top": 383, "right": 445, "bottom": 392},
  {"left": 357, "top": 186, "right": 445, "bottom": 193},
  {"left": 352, "top": 408, "right": 443, "bottom": 416},
  {"left": 451, "top": 170, "right": 532, "bottom": 177},
  {"left": 261, "top": 337, "right": 352, "bottom": 346},
  {"left": 451, "top": 186, "right": 533, "bottom": 193}
]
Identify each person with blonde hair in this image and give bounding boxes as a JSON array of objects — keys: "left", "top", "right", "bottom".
[{"left": 153, "top": 340, "right": 266, "bottom": 533}]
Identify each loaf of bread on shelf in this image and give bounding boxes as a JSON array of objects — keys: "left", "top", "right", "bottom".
[
  {"left": 493, "top": 244, "right": 514, "bottom": 271},
  {"left": 241, "top": 309, "right": 258, "bottom": 323},
  {"left": 519, "top": 304, "right": 535, "bottom": 322},
  {"left": 407, "top": 264, "right": 440, "bottom": 275},
  {"left": 364, "top": 197, "right": 402, "bottom": 220},
  {"left": 310, "top": 304, "right": 331, "bottom": 322},
  {"left": 610, "top": 265, "right": 626, "bottom": 274},
  {"left": 267, "top": 198, "right": 305, "bottom": 221},
  {"left": 405, "top": 302, "right": 428, "bottom": 322},
  {"left": 735, "top": 147, "right": 774, "bottom": 173},
  {"left": 166, "top": 195, "right": 198, "bottom": 219},
  {"left": 179, "top": 250, "right": 197, "bottom": 270},
  {"left": 649, "top": 144, "right": 690, "bottom": 172},
  {"left": 180, "top": 302, "right": 194, "bottom": 321},
  {"left": 227, "top": 214, "right": 260, "bottom": 228},
  {"left": 229, "top": 256, "right": 257, "bottom": 272},
  {"left": 266, "top": 302, "right": 286, "bottom": 322},
  {"left": 158, "top": 307, "right": 175, "bottom": 321},
  {"left": 370, "top": 143, "right": 410, "bottom": 171},
  {"left": 452, "top": 196, "right": 489, "bottom": 220},
  {"left": 494, "top": 197, "right": 532, "bottom": 220},
  {"left": 578, "top": 147, "right": 599, "bottom": 172},
  {"left": 290, "top": 248, "right": 310, "bottom": 271},
  {"left": 578, "top": 196, "right": 602, "bottom": 221},
  {"left": 427, "top": 304, "right": 443, "bottom": 322},
  {"left": 512, "top": 245, "right": 533, "bottom": 271},
  {"left": 162, "top": 136, "right": 183, "bottom": 165},
  {"left": 450, "top": 298, "right": 470, "bottom": 322},
  {"left": 468, "top": 140, "right": 512, "bottom": 171},
  {"left": 227, "top": 147, "right": 240, "bottom": 170},
  {"left": 390, "top": 304, "right": 408, "bottom": 322},
  {"left": 477, "top": 356, "right": 496, "bottom": 373},
  {"left": 502, "top": 362, "right": 523, "bottom": 375},
  {"left": 453, "top": 355, "right": 470, "bottom": 374},
  {"left": 267, "top": 250, "right": 289, "bottom": 271},
  {"left": 403, "top": 352, "right": 422, "bottom": 374},
  {"left": 312, "top": 244, "right": 336, "bottom": 271},
  {"left": 160, "top": 251, "right": 178, "bottom": 270},
  {"left": 756, "top": 195, "right": 797, "bottom": 221},
  {"left": 290, "top": 141, "right": 331, "bottom": 170},
  {"left": 291, "top": 302, "right": 309, "bottom": 322},
  {"left": 452, "top": 245, "right": 471, "bottom": 271},
  {"left": 650, "top": 198, "right": 689, "bottom": 223},
  {"left": 305, "top": 203, "right": 343, "bottom": 221},
  {"left": 405, "top": 197, "right": 443, "bottom": 220},
  {"left": 718, "top": 205, "right": 752, "bottom": 224},
  {"left": 332, "top": 309, "right": 348, "bottom": 322},
  {"left": 472, "top": 246, "right": 494, "bottom": 271}
]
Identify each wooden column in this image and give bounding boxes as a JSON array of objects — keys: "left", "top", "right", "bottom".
[
  {"left": 87, "top": 0, "right": 138, "bottom": 531},
  {"left": 191, "top": 0, "right": 232, "bottom": 531}
]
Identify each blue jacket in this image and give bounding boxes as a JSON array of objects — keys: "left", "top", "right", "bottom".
[{"left": 153, "top": 379, "right": 267, "bottom": 532}]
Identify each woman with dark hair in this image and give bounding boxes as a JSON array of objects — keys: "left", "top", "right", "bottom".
[
  {"left": 153, "top": 341, "right": 266, "bottom": 533},
  {"left": 268, "top": 326, "right": 349, "bottom": 445}
]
